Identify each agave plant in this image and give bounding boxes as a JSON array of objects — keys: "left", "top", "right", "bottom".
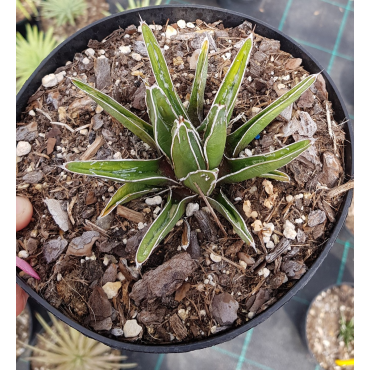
[
  {"left": 16, "top": 0, "right": 40, "bottom": 21},
  {"left": 21, "top": 313, "right": 136, "bottom": 370},
  {"left": 65, "top": 22, "right": 318, "bottom": 267},
  {"left": 16, "top": 24, "right": 58, "bottom": 92},
  {"left": 102, "top": 0, "right": 163, "bottom": 17},
  {"left": 41, "top": 0, "right": 87, "bottom": 26}
]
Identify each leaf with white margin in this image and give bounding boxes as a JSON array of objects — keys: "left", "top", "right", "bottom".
[
  {"left": 64, "top": 157, "right": 178, "bottom": 186},
  {"left": 171, "top": 119, "right": 206, "bottom": 179},
  {"left": 100, "top": 183, "right": 163, "bottom": 218},
  {"left": 71, "top": 78, "right": 156, "bottom": 149},
  {"left": 219, "top": 140, "right": 311, "bottom": 183},
  {"left": 198, "top": 34, "right": 253, "bottom": 132},
  {"left": 258, "top": 170, "right": 290, "bottom": 182},
  {"left": 181, "top": 168, "right": 219, "bottom": 196},
  {"left": 146, "top": 84, "right": 178, "bottom": 159},
  {"left": 227, "top": 74, "right": 318, "bottom": 157},
  {"left": 136, "top": 191, "right": 196, "bottom": 266},
  {"left": 187, "top": 37, "right": 209, "bottom": 126},
  {"left": 141, "top": 22, "right": 189, "bottom": 119},
  {"left": 203, "top": 104, "right": 227, "bottom": 170},
  {"left": 207, "top": 190, "right": 255, "bottom": 250}
]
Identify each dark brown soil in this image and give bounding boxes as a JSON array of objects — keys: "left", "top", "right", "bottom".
[
  {"left": 16, "top": 305, "right": 31, "bottom": 359},
  {"left": 16, "top": 18, "right": 350, "bottom": 345},
  {"left": 306, "top": 284, "right": 354, "bottom": 370}
]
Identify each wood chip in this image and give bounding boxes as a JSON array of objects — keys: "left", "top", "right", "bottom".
[
  {"left": 80, "top": 136, "right": 104, "bottom": 161},
  {"left": 325, "top": 180, "right": 354, "bottom": 199},
  {"left": 44, "top": 198, "right": 70, "bottom": 232},
  {"left": 169, "top": 314, "right": 188, "bottom": 341},
  {"left": 46, "top": 137, "right": 57, "bottom": 155},
  {"left": 117, "top": 205, "right": 144, "bottom": 223}
]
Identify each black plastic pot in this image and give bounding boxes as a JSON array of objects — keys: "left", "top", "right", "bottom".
[
  {"left": 16, "top": 4, "right": 354, "bottom": 354},
  {"left": 302, "top": 283, "right": 354, "bottom": 366}
]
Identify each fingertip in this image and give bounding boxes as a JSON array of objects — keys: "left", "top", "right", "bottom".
[
  {"left": 16, "top": 284, "right": 28, "bottom": 317},
  {"left": 16, "top": 196, "right": 33, "bottom": 231}
]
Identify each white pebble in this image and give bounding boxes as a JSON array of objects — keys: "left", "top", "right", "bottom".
[
  {"left": 163, "top": 45, "right": 169, "bottom": 51},
  {"left": 211, "top": 326, "right": 217, "bottom": 334},
  {"left": 266, "top": 241, "right": 275, "bottom": 249},
  {"left": 153, "top": 206, "right": 161, "bottom": 215},
  {"left": 187, "top": 22, "right": 195, "bottom": 28},
  {"left": 117, "top": 272, "right": 126, "bottom": 281},
  {"left": 177, "top": 20, "right": 186, "bottom": 29},
  {"left": 96, "top": 105, "right": 104, "bottom": 113},
  {"left": 249, "top": 186, "right": 257, "bottom": 194},
  {"left": 286, "top": 195, "right": 294, "bottom": 202},
  {"left": 178, "top": 308, "right": 187, "bottom": 320},
  {"left": 119, "top": 45, "right": 131, "bottom": 55},
  {"left": 18, "top": 250, "right": 29, "bottom": 258},
  {"left": 166, "top": 25, "right": 178, "bottom": 38},
  {"left": 102, "top": 281, "right": 121, "bottom": 299},
  {"left": 28, "top": 110, "right": 35, "bottom": 116},
  {"left": 80, "top": 129, "right": 88, "bottom": 136},
  {"left": 111, "top": 328, "right": 124, "bottom": 336},
  {"left": 16, "top": 141, "right": 32, "bottom": 156},
  {"left": 295, "top": 193, "right": 304, "bottom": 199},
  {"left": 42, "top": 73, "right": 58, "bottom": 88},
  {"left": 200, "top": 309, "right": 206, "bottom": 316},
  {"left": 123, "top": 238, "right": 127, "bottom": 244},
  {"left": 186, "top": 202, "right": 199, "bottom": 217},
  {"left": 149, "top": 24, "right": 162, "bottom": 31},
  {"left": 239, "top": 260, "right": 247, "bottom": 269},
  {"left": 138, "top": 222, "right": 145, "bottom": 230},
  {"left": 82, "top": 57, "right": 90, "bottom": 64},
  {"left": 204, "top": 279, "right": 210, "bottom": 284},
  {"left": 234, "top": 197, "right": 242, "bottom": 202},
  {"left": 57, "top": 273, "right": 62, "bottom": 281},
  {"left": 85, "top": 48, "right": 95, "bottom": 57},
  {"left": 245, "top": 149, "right": 253, "bottom": 157},
  {"left": 145, "top": 196, "right": 162, "bottom": 206},
  {"left": 210, "top": 253, "right": 222, "bottom": 263},
  {"left": 295, "top": 218, "right": 303, "bottom": 224},
  {"left": 248, "top": 312, "right": 255, "bottom": 319},
  {"left": 131, "top": 53, "right": 142, "bottom": 61},
  {"left": 123, "top": 320, "right": 142, "bottom": 338}
]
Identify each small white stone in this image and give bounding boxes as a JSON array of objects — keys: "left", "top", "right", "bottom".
[
  {"left": 200, "top": 309, "right": 206, "bottom": 316},
  {"left": 102, "top": 281, "right": 121, "bottom": 299},
  {"left": 80, "top": 129, "right": 88, "bottom": 136},
  {"left": 251, "top": 211, "right": 258, "bottom": 219},
  {"left": 211, "top": 326, "right": 217, "bottom": 334},
  {"left": 145, "top": 196, "right": 162, "bottom": 206},
  {"left": 178, "top": 308, "right": 187, "bottom": 320},
  {"left": 137, "top": 25, "right": 142, "bottom": 33},
  {"left": 262, "top": 222, "right": 274, "bottom": 239},
  {"left": 166, "top": 25, "right": 178, "bottom": 38},
  {"left": 247, "top": 76, "right": 253, "bottom": 82},
  {"left": 123, "top": 320, "right": 142, "bottom": 338},
  {"left": 131, "top": 53, "right": 142, "bottom": 61},
  {"left": 248, "top": 312, "right": 255, "bottom": 319},
  {"left": 117, "top": 272, "right": 126, "bottom": 281},
  {"left": 177, "top": 20, "right": 186, "bottom": 29},
  {"left": 42, "top": 73, "right": 58, "bottom": 88},
  {"left": 251, "top": 106, "right": 261, "bottom": 114},
  {"left": 295, "top": 218, "right": 303, "bottom": 224},
  {"left": 149, "top": 24, "right": 162, "bottom": 31},
  {"left": 239, "top": 260, "right": 247, "bottom": 269},
  {"left": 266, "top": 241, "right": 275, "bottom": 249},
  {"left": 119, "top": 45, "right": 131, "bottom": 55},
  {"left": 82, "top": 57, "right": 90, "bottom": 65},
  {"left": 249, "top": 186, "right": 258, "bottom": 194},
  {"left": 153, "top": 206, "right": 161, "bottom": 215},
  {"left": 57, "top": 273, "right": 62, "bottom": 282},
  {"left": 234, "top": 197, "right": 242, "bottom": 202},
  {"left": 28, "top": 110, "right": 35, "bottom": 116},
  {"left": 85, "top": 48, "right": 95, "bottom": 57},
  {"left": 283, "top": 220, "right": 297, "bottom": 239},
  {"left": 186, "top": 202, "right": 199, "bottom": 217},
  {"left": 210, "top": 253, "right": 222, "bottom": 263},
  {"left": 163, "top": 45, "right": 169, "bottom": 50},
  {"left": 251, "top": 220, "right": 263, "bottom": 233},
  {"left": 286, "top": 195, "right": 294, "bottom": 202},
  {"left": 138, "top": 222, "right": 145, "bottom": 230},
  {"left": 187, "top": 22, "right": 195, "bottom": 28},
  {"left": 204, "top": 279, "right": 210, "bottom": 284},
  {"left": 295, "top": 193, "right": 304, "bottom": 199},
  {"left": 130, "top": 149, "right": 136, "bottom": 156},
  {"left": 96, "top": 105, "right": 104, "bottom": 113},
  {"left": 18, "top": 250, "right": 29, "bottom": 258},
  {"left": 183, "top": 100, "right": 189, "bottom": 108},
  {"left": 111, "top": 328, "right": 124, "bottom": 336},
  {"left": 283, "top": 275, "right": 288, "bottom": 283},
  {"left": 16, "top": 141, "right": 32, "bottom": 156},
  {"left": 103, "top": 256, "right": 110, "bottom": 266},
  {"left": 245, "top": 149, "right": 253, "bottom": 157},
  {"left": 98, "top": 49, "right": 106, "bottom": 55},
  {"left": 263, "top": 268, "right": 270, "bottom": 278}
]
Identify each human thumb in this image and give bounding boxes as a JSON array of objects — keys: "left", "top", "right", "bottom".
[{"left": 16, "top": 196, "right": 33, "bottom": 232}]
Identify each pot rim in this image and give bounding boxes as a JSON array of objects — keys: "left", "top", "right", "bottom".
[
  {"left": 16, "top": 4, "right": 354, "bottom": 353},
  {"left": 303, "top": 282, "right": 354, "bottom": 364}
]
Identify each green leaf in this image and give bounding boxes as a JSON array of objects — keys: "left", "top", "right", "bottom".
[
  {"left": 141, "top": 22, "right": 189, "bottom": 119},
  {"left": 207, "top": 190, "right": 255, "bottom": 249},
  {"left": 71, "top": 78, "right": 156, "bottom": 149},
  {"left": 181, "top": 169, "right": 219, "bottom": 196},
  {"left": 146, "top": 85, "right": 178, "bottom": 159},
  {"left": 64, "top": 157, "right": 177, "bottom": 186},
  {"left": 258, "top": 170, "right": 290, "bottom": 182},
  {"left": 187, "top": 38, "right": 209, "bottom": 126},
  {"left": 136, "top": 191, "right": 196, "bottom": 266},
  {"left": 227, "top": 74, "right": 318, "bottom": 157},
  {"left": 198, "top": 35, "right": 253, "bottom": 132},
  {"left": 204, "top": 105, "right": 227, "bottom": 170},
  {"left": 219, "top": 140, "right": 311, "bottom": 183},
  {"left": 100, "top": 183, "right": 162, "bottom": 218},
  {"left": 171, "top": 119, "right": 206, "bottom": 179}
]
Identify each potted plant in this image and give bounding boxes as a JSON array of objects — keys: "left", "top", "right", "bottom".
[
  {"left": 305, "top": 283, "right": 354, "bottom": 369},
  {"left": 19, "top": 313, "right": 137, "bottom": 370},
  {"left": 16, "top": 5, "right": 353, "bottom": 353}
]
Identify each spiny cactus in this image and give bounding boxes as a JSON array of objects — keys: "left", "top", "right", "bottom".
[{"left": 65, "top": 21, "right": 318, "bottom": 267}]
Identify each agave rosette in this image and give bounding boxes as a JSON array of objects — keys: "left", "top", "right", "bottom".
[{"left": 65, "top": 21, "right": 317, "bottom": 267}]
